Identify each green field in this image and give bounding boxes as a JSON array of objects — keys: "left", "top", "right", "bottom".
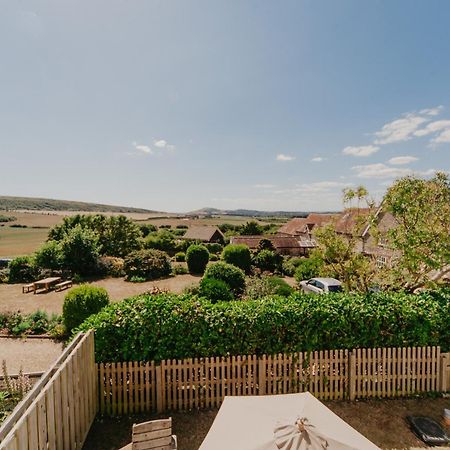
[{"left": 0, "top": 227, "right": 49, "bottom": 258}]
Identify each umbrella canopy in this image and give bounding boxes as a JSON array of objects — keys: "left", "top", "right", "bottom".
[{"left": 199, "top": 393, "right": 380, "bottom": 450}]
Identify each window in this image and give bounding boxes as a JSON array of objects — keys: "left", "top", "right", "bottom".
[
  {"left": 376, "top": 255, "right": 387, "bottom": 268},
  {"left": 378, "top": 235, "right": 389, "bottom": 247},
  {"left": 315, "top": 281, "right": 325, "bottom": 290}
]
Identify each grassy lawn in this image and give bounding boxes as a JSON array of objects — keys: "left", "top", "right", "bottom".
[
  {"left": 0, "top": 226, "right": 49, "bottom": 258},
  {"left": 83, "top": 397, "right": 450, "bottom": 450}
]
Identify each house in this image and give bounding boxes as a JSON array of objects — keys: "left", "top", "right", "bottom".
[
  {"left": 277, "top": 213, "right": 338, "bottom": 238},
  {"left": 230, "top": 235, "right": 316, "bottom": 256},
  {"left": 182, "top": 226, "right": 225, "bottom": 244}
]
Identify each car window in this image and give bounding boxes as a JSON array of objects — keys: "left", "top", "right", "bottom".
[
  {"left": 328, "top": 285, "right": 343, "bottom": 292},
  {"left": 307, "top": 279, "right": 316, "bottom": 286},
  {"left": 315, "top": 281, "right": 325, "bottom": 290}
]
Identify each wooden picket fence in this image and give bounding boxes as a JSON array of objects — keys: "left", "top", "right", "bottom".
[
  {"left": 97, "top": 346, "right": 449, "bottom": 416},
  {"left": 0, "top": 331, "right": 97, "bottom": 450}
]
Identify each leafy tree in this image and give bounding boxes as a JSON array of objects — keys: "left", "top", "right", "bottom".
[
  {"left": 34, "top": 240, "right": 63, "bottom": 271},
  {"left": 123, "top": 249, "right": 172, "bottom": 281},
  {"left": 293, "top": 255, "right": 324, "bottom": 282},
  {"left": 252, "top": 249, "right": 281, "bottom": 273},
  {"left": 382, "top": 172, "right": 450, "bottom": 291},
  {"left": 102, "top": 215, "right": 142, "bottom": 257},
  {"left": 240, "top": 221, "right": 263, "bottom": 235},
  {"left": 145, "top": 230, "right": 177, "bottom": 254},
  {"left": 60, "top": 225, "right": 100, "bottom": 276},
  {"left": 257, "top": 238, "right": 275, "bottom": 252}
]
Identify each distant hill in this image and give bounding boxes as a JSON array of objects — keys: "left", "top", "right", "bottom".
[
  {"left": 0, "top": 196, "right": 159, "bottom": 214},
  {"left": 187, "top": 207, "right": 337, "bottom": 218}
]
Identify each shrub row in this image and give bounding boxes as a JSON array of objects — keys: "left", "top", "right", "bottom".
[{"left": 78, "top": 288, "right": 450, "bottom": 362}]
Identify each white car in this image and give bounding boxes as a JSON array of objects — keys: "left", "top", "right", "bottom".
[{"left": 299, "top": 277, "right": 343, "bottom": 294}]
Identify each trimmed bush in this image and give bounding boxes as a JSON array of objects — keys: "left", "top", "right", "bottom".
[
  {"left": 63, "top": 285, "right": 109, "bottom": 332},
  {"left": 78, "top": 288, "right": 450, "bottom": 362},
  {"left": 186, "top": 244, "right": 209, "bottom": 274},
  {"left": 97, "top": 256, "right": 125, "bottom": 277},
  {"left": 35, "top": 240, "right": 63, "bottom": 271},
  {"left": 221, "top": 244, "right": 251, "bottom": 273},
  {"left": 209, "top": 254, "right": 219, "bottom": 261},
  {"left": 174, "top": 252, "right": 185, "bottom": 262},
  {"left": 205, "top": 243, "right": 223, "bottom": 254},
  {"left": 198, "top": 278, "right": 234, "bottom": 303},
  {"left": 252, "top": 249, "right": 282, "bottom": 273},
  {"left": 124, "top": 249, "right": 172, "bottom": 281},
  {"left": 244, "top": 275, "right": 294, "bottom": 300},
  {"left": 8, "top": 256, "right": 38, "bottom": 283},
  {"left": 294, "top": 256, "right": 324, "bottom": 282},
  {"left": 204, "top": 261, "right": 245, "bottom": 296}
]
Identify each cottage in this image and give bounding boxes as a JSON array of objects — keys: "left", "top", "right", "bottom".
[
  {"left": 230, "top": 235, "right": 316, "bottom": 256},
  {"left": 277, "top": 213, "right": 338, "bottom": 238},
  {"left": 182, "top": 226, "right": 225, "bottom": 244}
]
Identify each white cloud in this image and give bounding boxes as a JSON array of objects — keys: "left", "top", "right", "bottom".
[
  {"left": 414, "top": 119, "right": 450, "bottom": 137},
  {"left": 374, "top": 113, "right": 428, "bottom": 145},
  {"left": 311, "top": 157, "right": 324, "bottom": 162},
  {"left": 432, "top": 128, "right": 450, "bottom": 144},
  {"left": 342, "top": 145, "right": 379, "bottom": 157},
  {"left": 352, "top": 163, "right": 437, "bottom": 179},
  {"left": 388, "top": 156, "right": 418, "bottom": 165},
  {"left": 420, "top": 106, "right": 443, "bottom": 116},
  {"left": 276, "top": 154, "right": 295, "bottom": 161},
  {"left": 132, "top": 142, "right": 153, "bottom": 154},
  {"left": 153, "top": 139, "right": 175, "bottom": 151}
]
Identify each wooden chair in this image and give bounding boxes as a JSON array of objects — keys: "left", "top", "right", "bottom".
[{"left": 120, "top": 418, "right": 177, "bottom": 450}]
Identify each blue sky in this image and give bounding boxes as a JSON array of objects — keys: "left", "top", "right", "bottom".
[{"left": 1, "top": 1, "right": 449, "bottom": 212}]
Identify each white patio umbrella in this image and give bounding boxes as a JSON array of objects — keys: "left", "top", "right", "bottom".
[{"left": 199, "top": 393, "right": 380, "bottom": 450}]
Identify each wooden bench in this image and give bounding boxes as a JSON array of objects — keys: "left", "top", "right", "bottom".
[
  {"left": 22, "top": 283, "right": 35, "bottom": 293},
  {"left": 54, "top": 280, "right": 73, "bottom": 292}
]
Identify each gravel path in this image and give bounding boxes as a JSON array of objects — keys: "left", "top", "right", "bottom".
[{"left": 0, "top": 338, "right": 64, "bottom": 374}]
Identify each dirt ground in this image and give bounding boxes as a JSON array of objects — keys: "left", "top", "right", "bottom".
[
  {"left": 0, "top": 337, "right": 64, "bottom": 374},
  {"left": 83, "top": 397, "right": 450, "bottom": 450},
  {"left": 0, "top": 275, "right": 201, "bottom": 315}
]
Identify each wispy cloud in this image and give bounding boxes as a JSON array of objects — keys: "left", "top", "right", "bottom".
[
  {"left": 311, "top": 156, "right": 324, "bottom": 162},
  {"left": 153, "top": 139, "right": 175, "bottom": 151},
  {"left": 342, "top": 145, "right": 379, "bottom": 157},
  {"left": 352, "top": 163, "right": 436, "bottom": 179},
  {"left": 276, "top": 154, "right": 295, "bottom": 161},
  {"left": 388, "top": 156, "right": 418, "bottom": 165},
  {"left": 253, "top": 184, "right": 276, "bottom": 189},
  {"left": 132, "top": 142, "right": 153, "bottom": 154},
  {"left": 420, "top": 106, "right": 443, "bottom": 116},
  {"left": 374, "top": 114, "right": 428, "bottom": 145}
]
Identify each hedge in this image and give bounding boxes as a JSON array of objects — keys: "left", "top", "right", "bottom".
[{"left": 78, "top": 288, "right": 450, "bottom": 362}]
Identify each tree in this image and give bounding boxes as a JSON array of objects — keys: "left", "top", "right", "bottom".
[
  {"left": 222, "top": 244, "right": 252, "bottom": 273},
  {"left": 240, "top": 221, "right": 263, "bottom": 235},
  {"left": 102, "top": 215, "right": 142, "bottom": 257},
  {"left": 35, "top": 240, "right": 63, "bottom": 270},
  {"left": 382, "top": 172, "right": 450, "bottom": 291}
]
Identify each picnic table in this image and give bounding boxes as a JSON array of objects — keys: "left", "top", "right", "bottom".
[{"left": 33, "top": 277, "right": 62, "bottom": 294}]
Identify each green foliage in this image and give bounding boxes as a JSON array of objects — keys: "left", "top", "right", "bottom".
[
  {"left": 0, "top": 310, "right": 62, "bottom": 336},
  {"left": 174, "top": 252, "right": 185, "bottom": 262},
  {"left": 34, "top": 240, "right": 63, "bottom": 270},
  {"left": 60, "top": 225, "right": 100, "bottom": 276},
  {"left": 0, "top": 215, "right": 16, "bottom": 223},
  {"left": 282, "top": 257, "right": 305, "bottom": 276},
  {"left": 244, "top": 275, "right": 293, "bottom": 300},
  {"left": 257, "top": 238, "right": 275, "bottom": 252},
  {"left": 63, "top": 285, "right": 109, "bottom": 332},
  {"left": 8, "top": 256, "right": 38, "bottom": 283},
  {"left": 172, "top": 264, "right": 188, "bottom": 275},
  {"left": 252, "top": 249, "right": 282, "bottom": 273},
  {"left": 221, "top": 244, "right": 252, "bottom": 273},
  {"left": 97, "top": 256, "right": 125, "bottom": 277},
  {"left": 204, "top": 261, "right": 245, "bottom": 296},
  {"left": 198, "top": 278, "right": 234, "bottom": 303},
  {"left": 294, "top": 256, "right": 324, "bottom": 282},
  {"left": 205, "top": 242, "right": 223, "bottom": 254},
  {"left": 186, "top": 244, "right": 209, "bottom": 274},
  {"left": 209, "top": 254, "right": 219, "bottom": 261},
  {"left": 48, "top": 214, "right": 142, "bottom": 257},
  {"left": 382, "top": 172, "right": 450, "bottom": 291},
  {"left": 139, "top": 223, "right": 157, "bottom": 237},
  {"left": 240, "top": 220, "right": 263, "bottom": 235},
  {"left": 145, "top": 230, "right": 178, "bottom": 254},
  {"left": 78, "top": 288, "right": 450, "bottom": 362},
  {"left": 123, "top": 249, "right": 172, "bottom": 281}
]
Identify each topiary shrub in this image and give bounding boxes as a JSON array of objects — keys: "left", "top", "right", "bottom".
[
  {"left": 8, "top": 256, "right": 38, "bottom": 283},
  {"left": 252, "top": 249, "right": 282, "bottom": 273},
  {"left": 123, "top": 249, "right": 172, "bottom": 281},
  {"left": 198, "top": 277, "right": 234, "bottom": 303},
  {"left": 204, "top": 261, "right": 245, "bottom": 296},
  {"left": 186, "top": 244, "right": 209, "bottom": 274},
  {"left": 63, "top": 285, "right": 109, "bottom": 332},
  {"left": 221, "top": 244, "right": 252, "bottom": 273},
  {"left": 174, "top": 252, "right": 185, "bottom": 262}
]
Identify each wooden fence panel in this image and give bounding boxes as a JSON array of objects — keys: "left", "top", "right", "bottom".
[{"left": 0, "top": 331, "right": 97, "bottom": 450}]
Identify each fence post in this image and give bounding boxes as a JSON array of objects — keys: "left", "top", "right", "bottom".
[
  {"left": 258, "top": 356, "right": 266, "bottom": 395},
  {"left": 348, "top": 351, "right": 356, "bottom": 400},
  {"left": 156, "top": 364, "right": 163, "bottom": 413},
  {"left": 440, "top": 353, "right": 448, "bottom": 392}
]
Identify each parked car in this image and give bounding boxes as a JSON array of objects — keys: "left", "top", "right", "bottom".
[{"left": 299, "top": 277, "right": 342, "bottom": 294}]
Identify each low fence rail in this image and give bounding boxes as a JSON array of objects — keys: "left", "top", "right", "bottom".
[
  {"left": 0, "top": 331, "right": 97, "bottom": 450},
  {"left": 97, "top": 346, "right": 449, "bottom": 416}
]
